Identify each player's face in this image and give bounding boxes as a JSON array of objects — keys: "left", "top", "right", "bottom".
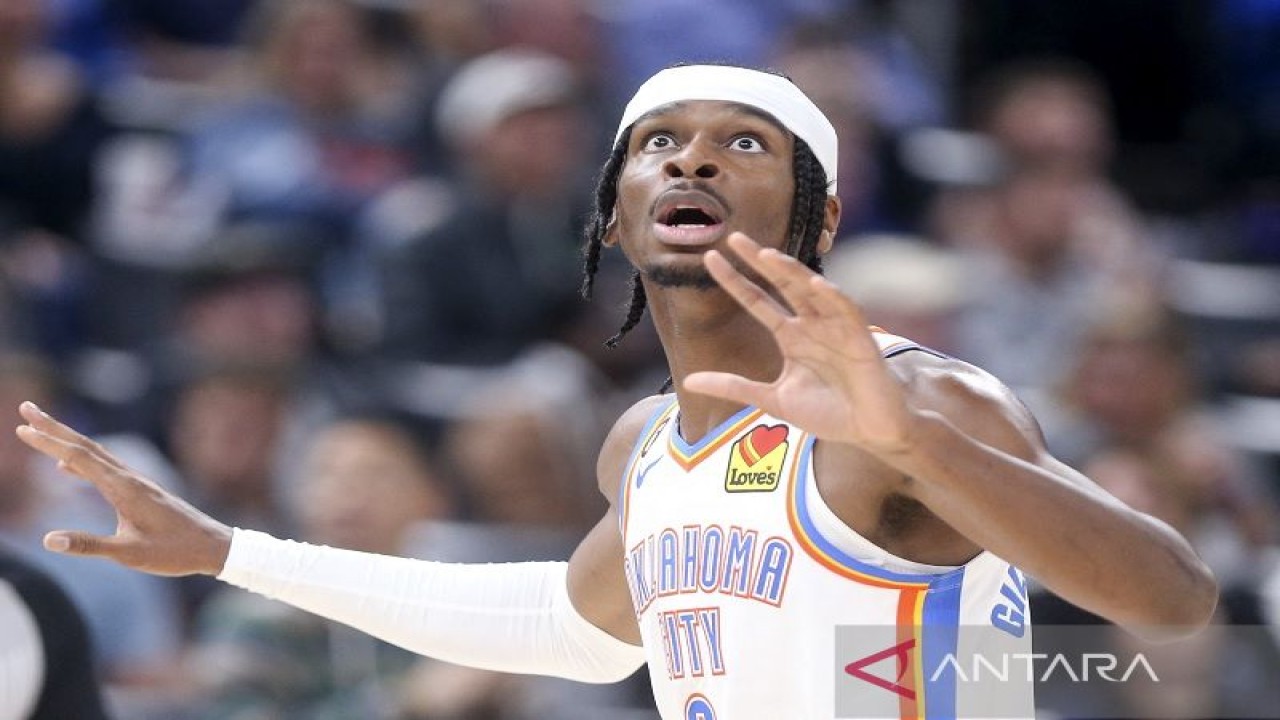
[{"left": 608, "top": 100, "right": 796, "bottom": 288}]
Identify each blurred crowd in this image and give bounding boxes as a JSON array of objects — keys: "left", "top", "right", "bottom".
[{"left": 0, "top": 0, "right": 1276, "bottom": 718}]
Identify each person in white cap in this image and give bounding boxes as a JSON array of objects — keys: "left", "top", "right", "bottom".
[{"left": 15, "top": 64, "right": 1216, "bottom": 719}]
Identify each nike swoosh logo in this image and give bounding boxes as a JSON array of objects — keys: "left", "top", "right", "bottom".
[{"left": 635, "top": 456, "right": 661, "bottom": 488}]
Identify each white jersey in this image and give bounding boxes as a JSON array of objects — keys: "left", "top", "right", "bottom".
[{"left": 618, "top": 333, "right": 1034, "bottom": 720}]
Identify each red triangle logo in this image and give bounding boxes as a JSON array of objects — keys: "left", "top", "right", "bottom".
[{"left": 844, "top": 638, "right": 917, "bottom": 700}]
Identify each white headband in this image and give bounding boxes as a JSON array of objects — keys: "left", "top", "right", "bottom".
[{"left": 615, "top": 65, "right": 839, "bottom": 194}]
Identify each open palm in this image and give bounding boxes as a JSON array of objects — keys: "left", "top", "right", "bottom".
[
  {"left": 684, "top": 233, "right": 918, "bottom": 456},
  {"left": 15, "top": 402, "right": 232, "bottom": 576}
]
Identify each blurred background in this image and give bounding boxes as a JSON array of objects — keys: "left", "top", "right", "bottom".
[{"left": 0, "top": 0, "right": 1276, "bottom": 717}]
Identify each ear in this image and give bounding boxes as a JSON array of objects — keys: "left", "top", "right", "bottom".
[
  {"left": 818, "top": 195, "right": 841, "bottom": 255},
  {"left": 818, "top": 229, "right": 835, "bottom": 255},
  {"left": 602, "top": 210, "right": 620, "bottom": 247}
]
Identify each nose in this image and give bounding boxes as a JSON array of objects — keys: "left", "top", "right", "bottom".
[{"left": 662, "top": 143, "right": 720, "bottom": 180}]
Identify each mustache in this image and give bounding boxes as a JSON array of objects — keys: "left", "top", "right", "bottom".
[{"left": 648, "top": 181, "right": 731, "bottom": 218}]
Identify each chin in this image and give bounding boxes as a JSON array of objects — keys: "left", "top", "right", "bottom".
[{"left": 643, "top": 263, "right": 718, "bottom": 290}]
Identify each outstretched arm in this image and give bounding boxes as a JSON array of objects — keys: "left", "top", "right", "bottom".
[
  {"left": 684, "top": 233, "right": 1217, "bottom": 639},
  {"left": 15, "top": 402, "right": 644, "bottom": 681}
]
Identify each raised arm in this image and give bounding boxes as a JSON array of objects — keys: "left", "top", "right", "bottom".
[
  {"left": 684, "top": 233, "right": 1217, "bottom": 639},
  {"left": 15, "top": 401, "right": 645, "bottom": 681},
  {"left": 889, "top": 357, "right": 1218, "bottom": 636}
]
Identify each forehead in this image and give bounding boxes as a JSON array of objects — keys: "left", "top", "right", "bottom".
[{"left": 629, "top": 100, "right": 790, "bottom": 135}]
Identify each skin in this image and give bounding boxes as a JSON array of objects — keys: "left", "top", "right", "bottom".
[{"left": 15, "top": 100, "right": 1215, "bottom": 646}]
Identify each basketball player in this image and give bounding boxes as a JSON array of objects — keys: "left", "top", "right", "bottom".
[{"left": 15, "top": 65, "right": 1216, "bottom": 719}]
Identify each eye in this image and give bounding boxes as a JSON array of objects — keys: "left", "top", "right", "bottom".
[
  {"left": 729, "top": 135, "right": 766, "bottom": 153},
  {"left": 642, "top": 133, "right": 678, "bottom": 152}
]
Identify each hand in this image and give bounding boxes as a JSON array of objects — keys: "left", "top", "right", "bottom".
[
  {"left": 683, "top": 233, "right": 918, "bottom": 456},
  {"left": 15, "top": 402, "right": 232, "bottom": 576}
]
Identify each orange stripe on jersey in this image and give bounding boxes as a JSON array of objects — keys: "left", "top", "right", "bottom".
[
  {"left": 896, "top": 589, "right": 926, "bottom": 720},
  {"left": 667, "top": 408, "right": 765, "bottom": 470}
]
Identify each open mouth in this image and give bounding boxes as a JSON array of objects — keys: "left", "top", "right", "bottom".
[{"left": 660, "top": 206, "right": 722, "bottom": 227}]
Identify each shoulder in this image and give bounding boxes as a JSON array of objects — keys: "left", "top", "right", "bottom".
[
  {"left": 888, "top": 351, "right": 1045, "bottom": 462},
  {"left": 596, "top": 394, "right": 673, "bottom": 499}
]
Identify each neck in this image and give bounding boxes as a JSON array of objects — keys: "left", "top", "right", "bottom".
[{"left": 645, "top": 280, "right": 782, "bottom": 442}]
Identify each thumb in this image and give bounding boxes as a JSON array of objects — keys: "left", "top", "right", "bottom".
[{"left": 43, "top": 531, "right": 118, "bottom": 558}]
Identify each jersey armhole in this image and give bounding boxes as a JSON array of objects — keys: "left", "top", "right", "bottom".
[{"left": 616, "top": 397, "right": 679, "bottom": 536}]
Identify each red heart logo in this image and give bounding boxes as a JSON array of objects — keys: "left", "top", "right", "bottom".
[{"left": 741, "top": 424, "right": 788, "bottom": 465}]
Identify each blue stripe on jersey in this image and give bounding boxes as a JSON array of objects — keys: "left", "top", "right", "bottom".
[{"left": 922, "top": 569, "right": 965, "bottom": 720}]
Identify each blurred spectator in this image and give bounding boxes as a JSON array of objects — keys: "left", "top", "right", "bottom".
[
  {"left": 378, "top": 49, "right": 592, "bottom": 365},
  {"left": 113, "top": 229, "right": 350, "bottom": 478},
  {"left": 956, "top": 2, "right": 1216, "bottom": 215},
  {"left": 933, "top": 59, "right": 1157, "bottom": 284},
  {"left": 168, "top": 361, "right": 294, "bottom": 537},
  {"left": 189, "top": 415, "right": 528, "bottom": 719},
  {"left": 950, "top": 167, "right": 1113, "bottom": 398},
  {"left": 923, "top": 61, "right": 1174, "bottom": 400},
  {"left": 74, "top": 221, "right": 327, "bottom": 430},
  {"left": 0, "top": 545, "right": 110, "bottom": 719},
  {"left": 45, "top": 0, "right": 254, "bottom": 91},
  {"left": 599, "top": 0, "right": 839, "bottom": 103},
  {"left": 1052, "top": 300, "right": 1277, "bottom": 583},
  {"left": 496, "top": 0, "right": 600, "bottom": 70},
  {"left": 0, "top": 0, "right": 116, "bottom": 361},
  {"left": 391, "top": 0, "right": 501, "bottom": 177},
  {"left": 443, "top": 348, "right": 609, "bottom": 536},
  {"left": 773, "top": 35, "right": 896, "bottom": 235},
  {"left": 0, "top": 0, "right": 115, "bottom": 242},
  {"left": 824, "top": 234, "right": 966, "bottom": 356},
  {"left": 181, "top": 0, "right": 410, "bottom": 244},
  {"left": 168, "top": 227, "right": 321, "bottom": 369},
  {"left": 0, "top": 351, "right": 182, "bottom": 699},
  {"left": 975, "top": 58, "right": 1113, "bottom": 178}
]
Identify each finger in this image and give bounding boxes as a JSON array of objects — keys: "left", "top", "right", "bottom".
[
  {"left": 19, "top": 402, "right": 126, "bottom": 472},
  {"left": 702, "top": 249, "right": 792, "bottom": 332},
  {"left": 683, "top": 371, "right": 773, "bottom": 408},
  {"left": 804, "top": 275, "right": 885, "bottom": 359},
  {"left": 44, "top": 530, "right": 125, "bottom": 559},
  {"left": 16, "top": 427, "right": 130, "bottom": 501},
  {"left": 806, "top": 274, "right": 866, "bottom": 321},
  {"left": 725, "top": 233, "right": 824, "bottom": 316}
]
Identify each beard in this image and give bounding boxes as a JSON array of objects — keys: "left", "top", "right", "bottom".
[{"left": 642, "top": 262, "right": 718, "bottom": 290}]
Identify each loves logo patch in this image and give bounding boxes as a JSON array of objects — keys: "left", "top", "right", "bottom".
[{"left": 724, "top": 424, "right": 789, "bottom": 493}]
